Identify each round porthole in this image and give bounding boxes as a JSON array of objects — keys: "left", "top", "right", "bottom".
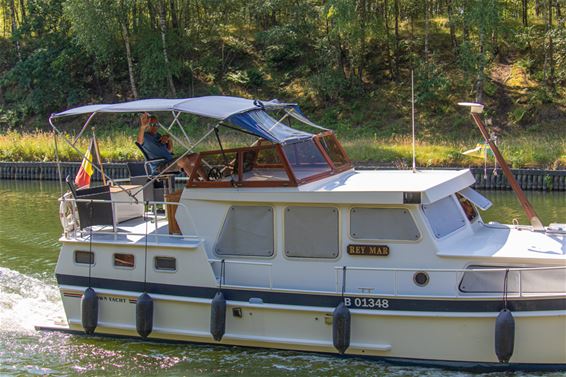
[{"left": 413, "top": 271, "right": 429, "bottom": 287}]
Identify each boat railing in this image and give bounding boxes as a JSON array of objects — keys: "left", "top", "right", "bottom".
[
  {"left": 208, "top": 259, "right": 273, "bottom": 289},
  {"left": 59, "top": 195, "right": 200, "bottom": 244},
  {"left": 334, "top": 265, "right": 566, "bottom": 298}
]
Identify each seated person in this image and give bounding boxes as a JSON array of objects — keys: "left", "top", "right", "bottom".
[
  {"left": 137, "top": 113, "right": 174, "bottom": 175},
  {"left": 136, "top": 113, "right": 207, "bottom": 179}
]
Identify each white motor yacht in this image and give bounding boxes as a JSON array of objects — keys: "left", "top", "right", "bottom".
[{"left": 42, "top": 96, "right": 566, "bottom": 371}]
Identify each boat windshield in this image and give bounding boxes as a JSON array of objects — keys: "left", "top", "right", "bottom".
[{"left": 282, "top": 139, "right": 331, "bottom": 181}]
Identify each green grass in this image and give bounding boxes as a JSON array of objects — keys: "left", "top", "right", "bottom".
[{"left": 1, "top": 131, "right": 564, "bottom": 169}]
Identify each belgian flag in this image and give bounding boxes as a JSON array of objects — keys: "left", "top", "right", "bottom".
[{"left": 74, "top": 138, "right": 97, "bottom": 188}]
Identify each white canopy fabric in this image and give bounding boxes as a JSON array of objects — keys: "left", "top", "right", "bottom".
[{"left": 51, "top": 96, "right": 296, "bottom": 120}]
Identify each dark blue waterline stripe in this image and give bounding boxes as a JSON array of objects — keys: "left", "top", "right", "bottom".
[
  {"left": 35, "top": 325, "right": 565, "bottom": 372},
  {"left": 56, "top": 274, "right": 566, "bottom": 312}
]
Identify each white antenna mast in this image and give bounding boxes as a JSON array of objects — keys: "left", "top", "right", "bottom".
[{"left": 411, "top": 70, "right": 416, "bottom": 173}]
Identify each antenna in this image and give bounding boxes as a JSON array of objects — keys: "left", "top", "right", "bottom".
[{"left": 411, "top": 70, "right": 416, "bottom": 173}]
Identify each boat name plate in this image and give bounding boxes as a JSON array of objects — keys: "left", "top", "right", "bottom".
[{"left": 347, "top": 244, "right": 390, "bottom": 256}]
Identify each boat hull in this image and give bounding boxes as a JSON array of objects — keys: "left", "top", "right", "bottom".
[{"left": 57, "top": 284, "right": 566, "bottom": 370}]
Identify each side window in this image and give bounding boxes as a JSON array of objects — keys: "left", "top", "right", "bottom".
[
  {"left": 75, "top": 250, "right": 94, "bottom": 265},
  {"left": 114, "top": 253, "right": 134, "bottom": 268},
  {"left": 422, "top": 196, "right": 466, "bottom": 238},
  {"left": 285, "top": 206, "right": 339, "bottom": 258},
  {"left": 350, "top": 208, "right": 420, "bottom": 241},
  {"left": 456, "top": 193, "right": 478, "bottom": 222},
  {"left": 215, "top": 206, "right": 274, "bottom": 257},
  {"left": 155, "top": 256, "right": 176, "bottom": 271}
]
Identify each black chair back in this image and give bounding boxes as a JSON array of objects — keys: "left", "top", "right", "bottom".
[{"left": 74, "top": 185, "right": 114, "bottom": 229}]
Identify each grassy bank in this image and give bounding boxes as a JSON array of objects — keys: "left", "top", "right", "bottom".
[{"left": 1, "top": 131, "right": 564, "bottom": 169}]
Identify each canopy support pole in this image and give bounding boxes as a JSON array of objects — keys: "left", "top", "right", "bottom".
[
  {"left": 168, "top": 111, "right": 192, "bottom": 146},
  {"left": 53, "top": 131, "right": 64, "bottom": 197},
  {"left": 72, "top": 112, "right": 97, "bottom": 146},
  {"left": 49, "top": 116, "right": 137, "bottom": 202}
]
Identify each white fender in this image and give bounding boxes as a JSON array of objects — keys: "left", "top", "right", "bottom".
[{"left": 59, "top": 191, "right": 79, "bottom": 233}]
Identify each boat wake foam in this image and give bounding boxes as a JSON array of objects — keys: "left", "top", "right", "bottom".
[{"left": 0, "top": 267, "right": 65, "bottom": 334}]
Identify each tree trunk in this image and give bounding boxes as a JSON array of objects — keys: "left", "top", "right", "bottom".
[
  {"left": 393, "top": 0, "right": 400, "bottom": 80},
  {"left": 424, "top": 0, "right": 429, "bottom": 61},
  {"left": 147, "top": 0, "right": 158, "bottom": 30},
  {"left": 384, "top": 0, "right": 394, "bottom": 78},
  {"left": 546, "top": 0, "right": 555, "bottom": 89},
  {"left": 19, "top": 0, "right": 26, "bottom": 24},
  {"left": 358, "top": 0, "right": 367, "bottom": 81},
  {"left": 475, "top": 29, "right": 485, "bottom": 103},
  {"left": 159, "top": 0, "right": 177, "bottom": 96},
  {"left": 169, "top": 0, "right": 179, "bottom": 30},
  {"left": 121, "top": 22, "right": 139, "bottom": 99},
  {"left": 463, "top": 1, "right": 470, "bottom": 41},
  {"left": 9, "top": 0, "right": 22, "bottom": 61},
  {"left": 447, "top": 0, "right": 458, "bottom": 50},
  {"left": 522, "top": 0, "right": 528, "bottom": 27}
]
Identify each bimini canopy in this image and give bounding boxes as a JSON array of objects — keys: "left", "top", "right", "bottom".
[{"left": 51, "top": 96, "right": 316, "bottom": 144}]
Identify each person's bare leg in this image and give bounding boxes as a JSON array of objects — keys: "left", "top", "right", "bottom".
[
  {"left": 176, "top": 156, "right": 192, "bottom": 176},
  {"left": 177, "top": 153, "right": 206, "bottom": 180}
]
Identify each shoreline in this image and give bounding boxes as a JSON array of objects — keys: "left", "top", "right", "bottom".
[{"left": 0, "top": 161, "right": 564, "bottom": 191}]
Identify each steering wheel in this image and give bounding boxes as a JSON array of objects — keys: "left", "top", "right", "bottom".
[{"left": 207, "top": 167, "right": 222, "bottom": 181}]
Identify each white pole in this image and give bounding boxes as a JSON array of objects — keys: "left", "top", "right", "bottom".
[{"left": 411, "top": 70, "right": 416, "bottom": 173}]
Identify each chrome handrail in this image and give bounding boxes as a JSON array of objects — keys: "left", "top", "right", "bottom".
[
  {"left": 59, "top": 195, "right": 198, "bottom": 242},
  {"left": 333, "top": 265, "right": 566, "bottom": 297}
]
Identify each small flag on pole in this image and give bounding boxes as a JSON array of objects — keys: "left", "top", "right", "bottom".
[
  {"left": 75, "top": 138, "right": 96, "bottom": 189},
  {"left": 462, "top": 142, "right": 494, "bottom": 159}
]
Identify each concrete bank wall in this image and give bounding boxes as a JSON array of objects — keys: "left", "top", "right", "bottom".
[{"left": 0, "top": 161, "right": 565, "bottom": 191}]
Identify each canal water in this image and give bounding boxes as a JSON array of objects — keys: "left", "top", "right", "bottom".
[{"left": 0, "top": 180, "right": 564, "bottom": 376}]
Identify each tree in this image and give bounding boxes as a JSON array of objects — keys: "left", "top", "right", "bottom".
[{"left": 64, "top": 0, "right": 139, "bottom": 99}]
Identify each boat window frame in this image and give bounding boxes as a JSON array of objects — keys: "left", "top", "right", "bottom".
[
  {"left": 283, "top": 205, "right": 341, "bottom": 260},
  {"left": 455, "top": 193, "right": 479, "bottom": 223},
  {"left": 185, "top": 131, "right": 353, "bottom": 188},
  {"left": 186, "top": 143, "right": 295, "bottom": 188},
  {"left": 74, "top": 250, "right": 95, "bottom": 266},
  {"left": 214, "top": 205, "right": 276, "bottom": 259},
  {"left": 421, "top": 194, "right": 467, "bottom": 239},
  {"left": 154, "top": 256, "right": 177, "bottom": 272},
  {"left": 113, "top": 253, "right": 135, "bottom": 269},
  {"left": 348, "top": 206, "right": 422, "bottom": 243}
]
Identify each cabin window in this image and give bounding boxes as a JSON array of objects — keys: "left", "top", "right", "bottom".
[
  {"left": 456, "top": 193, "right": 478, "bottom": 222},
  {"left": 282, "top": 139, "right": 331, "bottom": 180},
  {"left": 215, "top": 206, "right": 274, "bottom": 257},
  {"left": 319, "top": 134, "right": 349, "bottom": 168},
  {"left": 350, "top": 208, "right": 420, "bottom": 241},
  {"left": 155, "top": 256, "right": 176, "bottom": 271},
  {"left": 460, "top": 265, "right": 566, "bottom": 294},
  {"left": 284, "top": 206, "right": 339, "bottom": 258},
  {"left": 422, "top": 196, "right": 466, "bottom": 238},
  {"left": 75, "top": 250, "right": 94, "bottom": 265},
  {"left": 113, "top": 253, "right": 134, "bottom": 268}
]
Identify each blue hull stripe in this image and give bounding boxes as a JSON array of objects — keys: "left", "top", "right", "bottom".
[{"left": 56, "top": 274, "right": 566, "bottom": 312}]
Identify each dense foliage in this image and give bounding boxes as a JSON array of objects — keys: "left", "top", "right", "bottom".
[{"left": 0, "top": 0, "right": 565, "bottom": 138}]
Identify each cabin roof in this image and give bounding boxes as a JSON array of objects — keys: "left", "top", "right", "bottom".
[{"left": 183, "top": 169, "right": 476, "bottom": 205}]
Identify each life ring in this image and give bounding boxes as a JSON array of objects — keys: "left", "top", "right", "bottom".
[{"left": 60, "top": 191, "right": 79, "bottom": 233}]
